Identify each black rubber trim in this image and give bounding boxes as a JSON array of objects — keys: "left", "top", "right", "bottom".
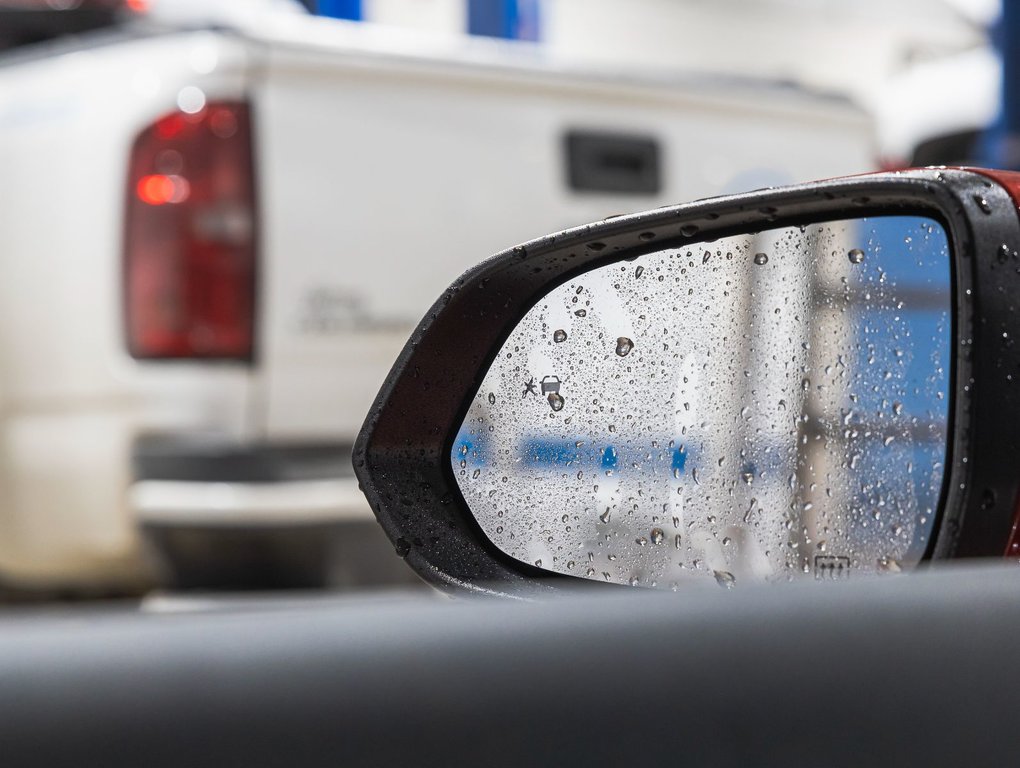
[
  {"left": 355, "top": 168, "right": 1020, "bottom": 596},
  {"left": 132, "top": 435, "right": 354, "bottom": 484}
]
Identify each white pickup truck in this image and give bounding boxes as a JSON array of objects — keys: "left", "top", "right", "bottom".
[{"left": 0, "top": 1, "right": 875, "bottom": 592}]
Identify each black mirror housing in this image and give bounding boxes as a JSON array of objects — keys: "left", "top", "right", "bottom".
[{"left": 355, "top": 168, "right": 1020, "bottom": 595}]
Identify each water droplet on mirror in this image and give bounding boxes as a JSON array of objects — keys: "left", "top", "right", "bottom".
[
  {"left": 548, "top": 392, "right": 565, "bottom": 411},
  {"left": 635, "top": 536, "right": 648, "bottom": 546},
  {"left": 599, "top": 508, "right": 611, "bottom": 524},
  {"left": 574, "top": 309, "right": 587, "bottom": 317},
  {"left": 848, "top": 248, "right": 865, "bottom": 265},
  {"left": 743, "top": 500, "right": 756, "bottom": 523},
  {"left": 615, "top": 337, "right": 634, "bottom": 357},
  {"left": 635, "top": 266, "right": 645, "bottom": 278},
  {"left": 553, "top": 329, "right": 567, "bottom": 343},
  {"left": 877, "top": 557, "right": 902, "bottom": 573},
  {"left": 534, "top": 559, "right": 543, "bottom": 568},
  {"left": 650, "top": 528, "right": 664, "bottom": 545},
  {"left": 713, "top": 570, "right": 736, "bottom": 589},
  {"left": 487, "top": 392, "right": 496, "bottom": 405},
  {"left": 753, "top": 252, "right": 769, "bottom": 266}
]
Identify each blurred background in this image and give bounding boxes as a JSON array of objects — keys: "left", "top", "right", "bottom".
[{"left": 0, "top": 0, "right": 1007, "bottom": 603}]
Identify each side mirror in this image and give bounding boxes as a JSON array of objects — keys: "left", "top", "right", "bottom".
[{"left": 355, "top": 168, "right": 1020, "bottom": 595}]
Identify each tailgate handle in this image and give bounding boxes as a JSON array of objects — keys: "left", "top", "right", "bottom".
[{"left": 565, "top": 130, "right": 662, "bottom": 195}]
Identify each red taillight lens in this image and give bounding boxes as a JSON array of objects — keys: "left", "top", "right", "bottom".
[{"left": 124, "top": 101, "right": 256, "bottom": 360}]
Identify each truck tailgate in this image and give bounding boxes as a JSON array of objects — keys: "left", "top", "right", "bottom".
[{"left": 249, "top": 16, "right": 874, "bottom": 441}]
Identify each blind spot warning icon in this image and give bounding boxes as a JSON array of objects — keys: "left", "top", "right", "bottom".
[{"left": 541, "top": 376, "right": 561, "bottom": 394}]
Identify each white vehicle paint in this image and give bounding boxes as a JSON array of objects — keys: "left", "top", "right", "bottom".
[
  {"left": 874, "top": 45, "right": 999, "bottom": 166},
  {"left": 0, "top": 9, "right": 874, "bottom": 589}
]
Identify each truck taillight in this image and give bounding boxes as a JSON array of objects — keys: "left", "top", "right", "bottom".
[{"left": 124, "top": 101, "right": 256, "bottom": 360}]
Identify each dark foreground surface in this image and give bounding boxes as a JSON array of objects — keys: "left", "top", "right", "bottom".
[{"left": 2, "top": 564, "right": 1019, "bottom": 767}]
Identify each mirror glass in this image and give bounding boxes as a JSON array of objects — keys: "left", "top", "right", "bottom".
[{"left": 453, "top": 217, "right": 951, "bottom": 588}]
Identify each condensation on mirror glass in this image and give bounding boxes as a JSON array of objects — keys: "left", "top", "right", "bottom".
[{"left": 453, "top": 217, "right": 951, "bottom": 588}]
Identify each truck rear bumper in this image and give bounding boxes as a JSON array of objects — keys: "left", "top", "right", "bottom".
[
  {"left": 130, "top": 478, "right": 370, "bottom": 526},
  {"left": 129, "top": 436, "right": 415, "bottom": 589},
  {"left": 129, "top": 436, "right": 373, "bottom": 526}
]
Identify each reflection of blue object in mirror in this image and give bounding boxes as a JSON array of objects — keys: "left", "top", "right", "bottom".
[
  {"left": 453, "top": 430, "right": 487, "bottom": 469},
  {"left": 520, "top": 439, "right": 581, "bottom": 465},
  {"left": 844, "top": 216, "right": 950, "bottom": 562},
  {"left": 846, "top": 434, "right": 945, "bottom": 563},
  {"left": 858, "top": 217, "right": 951, "bottom": 289},
  {"left": 601, "top": 446, "right": 618, "bottom": 470},
  {"left": 671, "top": 446, "right": 686, "bottom": 474},
  {"left": 851, "top": 218, "right": 951, "bottom": 421},
  {"left": 512, "top": 439, "right": 687, "bottom": 474}
]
